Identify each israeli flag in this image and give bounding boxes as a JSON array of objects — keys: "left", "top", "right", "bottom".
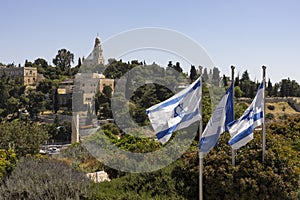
[
  {"left": 146, "top": 77, "right": 202, "bottom": 144},
  {"left": 199, "top": 84, "right": 234, "bottom": 157},
  {"left": 228, "top": 82, "right": 264, "bottom": 149}
]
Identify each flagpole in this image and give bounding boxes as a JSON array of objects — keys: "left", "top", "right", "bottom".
[
  {"left": 262, "top": 65, "right": 266, "bottom": 163},
  {"left": 199, "top": 69, "right": 203, "bottom": 200},
  {"left": 231, "top": 65, "right": 236, "bottom": 166}
]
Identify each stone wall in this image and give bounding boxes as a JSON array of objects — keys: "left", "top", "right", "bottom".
[{"left": 86, "top": 171, "right": 110, "bottom": 183}]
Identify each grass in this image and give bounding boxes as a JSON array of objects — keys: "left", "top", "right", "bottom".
[{"left": 266, "top": 102, "right": 299, "bottom": 117}]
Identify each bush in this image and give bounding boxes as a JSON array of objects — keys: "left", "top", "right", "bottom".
[
  {"left": 0, "top": 120, "right": 49, "bottom": 157},
  {"left": 0, "top": 157, "right": 93, "bottom": 199},
  {"left": 267, "top": 105, "right": 275, "bottom": 111},
  {"left": 266, "top": 113, "right": 275, "bottom": 120},
  {"left": 0, "top": 149, "right": 17, "bottom": 179}
]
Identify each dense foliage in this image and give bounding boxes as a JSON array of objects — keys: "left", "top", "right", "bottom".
[
  {"left": 0, "top": 57, "right": 300, "bottom": 199},
  {"left": 0, "top": 120, "right": 49, "bottom": 157},
  {"left": 0, "top": 150, "right": 17, "bottom": 179},
  {"left": 0, "top": 157, "right": 93, "bottom": 199},
  {"left": 84, "top": 116, "right": 300, "bottom": 200}
]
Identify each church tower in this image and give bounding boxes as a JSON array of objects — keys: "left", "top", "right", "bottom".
[
  {"left": 82, "top": 36, "right": 105, "bottom": 67},
  {"left": 93, "top": 36, "right": 105, "bottom": 65}
]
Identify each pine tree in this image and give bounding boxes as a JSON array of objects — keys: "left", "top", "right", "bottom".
[
  {"left": 267, "top": 79, "right": 273, "bottom": 97},
  {"left": 202, "top": 68, "right": 209, "bottom": 82},
  {"left": 78, "top": 57, "right": 82, "bottom": 67},
  {"left": 222, "top": 74, "right": 228, "bottom": 86},
  {"left": 189, "top": 65, "right": 197, "bottom": 82},
  {"left": 241, "top": 70, "right": 250, "bottom": 81},
  {"left": 234, "top": 74, "right": 240, "bottom": 87}
]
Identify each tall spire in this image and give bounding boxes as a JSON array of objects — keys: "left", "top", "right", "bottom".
[
  {"left": 82, "top": 36, "right": 105, "bottom": 67},
  {"left": 95, "top": 36, "right": 101, "bottom": 47}
]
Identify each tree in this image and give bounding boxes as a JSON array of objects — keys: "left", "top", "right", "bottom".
[
  {"left": 234, "top": 86, "right": 243, "bottom": 99},
  {"left": 0, "top": 157, "right": 93, "bottom": 199},
  {"left": 167, "top": 61, "right": 173, "bottom": 69},
  {"left": 202, "top": 68, "right": 209, "bottom": 82},
  {"left": 27, "top": 90, "right": 46, "bottom": 119},
  {"left": 52, "top": 49, "right": 74, "bottom": 75},
  {"left": 166, "top": 61, "right": 183, "bottom": 73},
  {"left": 189, "top": 65, "right": 197, "bottom": 82},
  {"left": 234, "top": 73, "right": 240, "bottom": 87},
  {"left": 53, "top": 89, "right": 59, "bottom": 114},
  {"left": 222, "top": 74, "right": 228, "bottom": 87},
  {"left": 174, "top": 62, "right": 183, "bottom": 73},
  {"left": 212, "top": 67, "right": 220, "bottom": 86},
  {"left": 34, "top": 58, "right": 48, "bottom": 68},
  {"left": 78, "top": 57, "right": 82, "bottom": 67},
  {"left": 102, "top": 85, "right": 113, "bottom": 99},
  {"left": 24, "top": 59, "right": 33, "bottom": 67},
  {"left": 0, "top": 149, "right": 17, "bottom": 179},
  {"left": 36, "top": 79, "right": 53, "bottom": 94},
  {"left": 267, "top": 78, "right": 273, "bottom": 96},
  {"left": 0, "top": 121, "right": 49, "bottom": 157},
  {"left": 241, "top": 70, "right": 250, "bottom": 81}
]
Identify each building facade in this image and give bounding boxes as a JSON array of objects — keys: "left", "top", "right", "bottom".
[
  {"left": 57, "top": 79, "right": 73, "bottom": 110},
  {"left": 0, "top": 66, "right": 38, "bottom": 86},
  {"left": 74, "top": 73, "right": 114, "bottom": 106}
]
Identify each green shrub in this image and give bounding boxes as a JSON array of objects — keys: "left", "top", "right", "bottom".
[
  {"left": 0, "top": 120, "right": 49, "bottom": 157},
  {"left": 0, "top": 157, "right": 93, "bottom": 199},
  {"left": 0, "top": 149, "right": 17, "bottom": 179},
  {"left": 266, "top": 113, "right": 275, "bottom": 120},
  {"left": 267, "top": 105, "right": 275, "bottom": 111}
]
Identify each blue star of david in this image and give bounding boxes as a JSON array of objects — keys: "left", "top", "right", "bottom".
[
  {"left": 174, "top": 103, "right": 184, "bottom": 117},
  {"left": 242, "top": 108, "right": 254, "bottom": 121}
]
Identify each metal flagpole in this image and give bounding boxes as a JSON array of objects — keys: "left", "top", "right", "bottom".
[
  {"left": 231, "top": 65, "right": 236, "bottom": 166},
  {"left": 198, "top": 68, "right": 203, "bottom": 200},
  {"left": 262, "top": 66, "right": 267, "bottom": 163}
]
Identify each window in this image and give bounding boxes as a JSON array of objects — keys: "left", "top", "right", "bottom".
[{"left": 30, "top": 70, "right": 32, "bottom": 75}]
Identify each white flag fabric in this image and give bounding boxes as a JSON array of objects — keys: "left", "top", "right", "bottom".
[
  {"left": 228, "top": 82, "right": 264, "bottom": 149},
  {"left": 199, "top": 84, "right": 234, "bottom": 158},
  {"left": 146, "top": 77, "right": 202, "bottom": 144}
]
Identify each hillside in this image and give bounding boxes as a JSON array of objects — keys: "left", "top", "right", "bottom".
[
  {"left": 266, "top": 101, "right": 299, "bottom": 117},
  {"left": 237, "top": 98, "right": 299, "bottom": 120}
]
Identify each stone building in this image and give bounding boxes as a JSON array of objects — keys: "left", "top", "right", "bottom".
[
  {"left": 57, "top": 79, "right": 73, "bottom": 110},
  {"left": 74, "top": 72, "right": 114, "bottom": 106},
  {"left": 0, "top": 66, "right": 39, "bottom": 86},
  {"left": 71, "top": 36, "right": 113, "bottom": 143}
]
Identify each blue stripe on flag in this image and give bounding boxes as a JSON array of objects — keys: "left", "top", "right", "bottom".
[
  {"left": 146, "top": 79, "right": 201, "bottom": 114},
  {"left": 225, "top": 84, "right": 234, "bottom": 131},
  {"left": 253, "top": 111, "right": 263, "bottom": 121},
  {"left": 241, "top": 108, "right": 254, "bottom": 121},
  {"left": 156, "top": 109, "right": 199, "bottom": 140},
  {"left": 199, "top": 133, "right": 220, "bottom": 152},
  {"left": 228, "top": 125, "right": 254, "bottom": 146}
]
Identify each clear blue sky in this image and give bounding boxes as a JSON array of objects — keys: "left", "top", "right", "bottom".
[{"left": 0, "top": 0, "right": 299, "bottom": 83}]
